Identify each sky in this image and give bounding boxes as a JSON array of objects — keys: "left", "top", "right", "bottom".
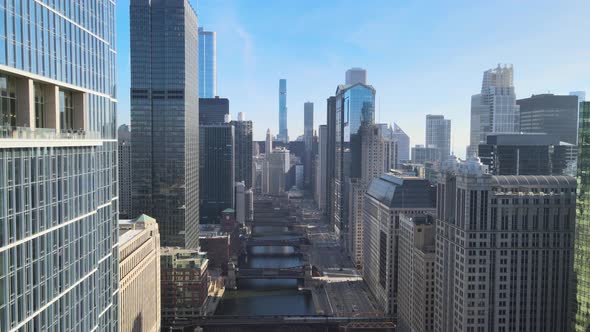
[{"left": 117, "top": 0, "right": 590, "bottom": 158}]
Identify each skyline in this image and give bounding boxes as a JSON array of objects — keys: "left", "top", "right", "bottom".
[{"left": 116, "top": 0, "right": 590, "bottom": 158}]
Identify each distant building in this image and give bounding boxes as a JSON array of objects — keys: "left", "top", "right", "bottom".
[
  {"left": 391, "top": 123, "right": 410, "bottom": 163},
  {"left": 435, "top": 158, "right": 575, "bottom": 332},
  {"left": 268, "top": 148, "right": 291, "bottom": 194},
  {"left": 326, "top": 97, "right": 337, "bottom": 228},
  {"left": 199, "top": 27, "right": 217, "bottom": 98},
  {"left": 363, "top": 173, "right": 436, "bottom": 316},
  {"left": 398, "top": 214, "right": 436, "bottom": 332},
  {"left": 231, "top": 114, "right": 253, "bottom": 189},
  {"left": 345, "top": 67, "right": 367, "bottom": 85},
  {"left": 425, "top": 114, "right": 451, "bottom": 161},
  {"left": 468, "top": 64, "right": 520, "bottom": 157},
  {"left": 316, "top": 125, "right": 328, "bottom": 210},
  {"left": 517, "top": 93, "right": 578, "bottom": 144},
  {"left": 478, "top": 133, "right": 570, "bottom": 175},
  {"left": 119, "top": 124, "right": 132, "bottom": 219},
  {"left": 235, "top": 181, "right": 246, "bottom": 224},
  {"left": 199, "top": 225, "right": 231, "bottom": 273},
  {"left": 199, "top": 96, "right": 229, "bottom": 125},
  {"left": 304, "top": 102, "right": 314, "bottom": 188},
  {"left": 411, "top": 145, "right": 439, "bottom": 164},
  {"left": 118, "top": 215, "right": 161, "bottom": 332},
  {"left": 278, "top": 79, "right": 289, "bottom": 143},
  {"left": 199, "top": 123, "right": 235, "bottom": 223},
  {"left": 160, "top": 248, "right": 209, "bottom": 328}
]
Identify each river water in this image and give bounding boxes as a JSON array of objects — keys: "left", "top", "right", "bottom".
[{"left": 215, "top": 226, "right": 316, "bottom": 316}]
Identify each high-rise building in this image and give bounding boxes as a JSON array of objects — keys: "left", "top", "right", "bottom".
[
  {"left": 0, "top": 1, "right": 118, "bottom": 330},
  {"left": 478, "top": 133, "right": 570, "bottom": 175},
  {"left": 199, "top": 97, "right": 229, "bottom": 125},
  {"left": 119, "top": 124, "right": 132, "bottom": 219},
  {"left": 267, "top": 148, "right": 291, "bottom": 194},
  {"left": 235, "top": 181, "right": 246, "bottom": 224},
  {"left": 570, "top": 91, "right": 586, "bottom": 104},
  {"left": 435, "top": 158, "right": 575, "bottom": 332},
  {"left": 326, "top": 97, "right": 337, "bottom": 228},
  {"left": 468, "top": 64, "right": 520, "bottom": 157},
  {"left": 573, "top": 101, "right": 590, "bottom": 330},
  {"left": 316, "top": 125, "right": 328, "bottom": 211},
  {"left": 304, "top": 102, "right": 314, "bottom": 188},
  {"left": 411, "top": 145, "right": 439, "bottom": 164},
  {"left": 131, "top": 0, "right": 199, "bottom": 248},
  {"left": 160, "top": 248, "right": 209, "bottom": 328},
  {"left": 425, "top": 114, "right": 451, "bottom": 160},
  {"left": 345, "top": 67, "right": 368, "bottom": 85},
  {"left": 199, "top": 124, "right": 235, "bottom": 224},
  {"left": 398, "top": 214, "right": 436, "bottom": 332},
  {"left": 363, "top": 174, "right": 436, "bottom": 316},
  {"left": 118, "top": 215, "right": 161, "bottom": 332},
  {"left": 517, "top": 94, "right": 578, "bottom": 144},
  {"left": 198, "top": 27, "right": 217, "bottom": 98},
  {"left": 278, "top": 79, "right": 289, "bottom": 143},
  {"left": 391, "top": 123, "right": 410, "bottom": 163},
  {"left": 231, "top": 114, "right": 253, "bottom": 189}
]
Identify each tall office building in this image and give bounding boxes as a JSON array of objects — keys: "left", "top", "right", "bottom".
[
  {"left": 411, "top": 145, "right": 440, "bottom": 164},
  {"left": 468, "top": 64, "right": 520, "bottom": 157},
  {"left": 392, "top": 122, "right": 410, "bottom": 163},
  {"left": 119, "top": 124, "right": 132, "bottom": 219},
  {"left": 131, "top": 0, "right": 199, "bottom": 247},
  {"left": 435, "top": 158, "right": 575, "bottom": 332},
  {"left": 345, "top": 67, "right": 367, "bottom": 85},
  {"left": 398, "top": 214, "right": 436, "bottom": 332},
  {"left": 118, "top": 215, "right": 161, "bottom": 332},
  {"left": 425, "top": 114, "right": 451, "bottom": 160},
  {"left": 199, "top": 96, "right": 229, "bottom": 125},
  {"left": 278, "top": 79, "right": 289, "bottom": 143},
  {"left": 0, "top": 1, "right": 118, "bottom": 330},
  {"left": 198, "top": 27, "right": 217, "bottom": 98},
  {"left": 326, "top": 97, "right": 337, "bottom": 228},
  {"left": 199, "top": 124, "right": 235, "bottom": 224},
  {"left": 267, "top": 148, "right": 291, "bottom": 194},
  {"left": 316, "top": 125, "right": 328, "bottom": 211},
  {"left": 304, "top": 102, "right": 314, "bottom": 188},
  {"left": 574, "top": 101, "right": 590, "bottom": 330},
  {"left": 231, "top": 113, "right": 253, "bottom": 189},
  {"left": 363, "top": 174, "right": 436, "bottom": 316},
  {"left": 517, "top": 94, "right": 578, "bottom": 144},
  {"left": 570, "top": 91, "right": 586, "bottom": 104}
]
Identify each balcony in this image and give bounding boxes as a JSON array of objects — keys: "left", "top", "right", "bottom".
[{"left": 0, "top": 126, "right": 99, "bottom": 140}]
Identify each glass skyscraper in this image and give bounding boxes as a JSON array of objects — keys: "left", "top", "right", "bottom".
[
  {"left": 278, "top": 79, "right": 288, "bottom": 143},
  {"left": 198, "top": 27, "right": 216, "bottom": 98},
  {"left": 425, "top": 114, "right": 451, "bottom": 161},
  {"left": 130, "top": 0, "right": 200, "bottom": 248},
  {"left": 0, "top": 0, "right": 118, "bottom": 330}
]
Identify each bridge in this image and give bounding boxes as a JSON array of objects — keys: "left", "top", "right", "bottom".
[
  {"left": 236, "top": 266, "right": 306, "bottom": 279},
  {"left": 250, "top": 220, "right": 298, "bottom": 227},
  {"left": 245, "top": 237, "right": 309, "bottom": 247}
]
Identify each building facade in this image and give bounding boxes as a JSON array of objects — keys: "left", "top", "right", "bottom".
[
  {"left": 468, "top": 64, "right": 520, "bottom": 157},
  {"left": 198, "top": 27, "right": 216, "bottom": 98},
  {"left": 231, "top": 114, "right": 253, "bottom": 189},
  {"left": 435, "top": 158, "right": 575, "bottom": 332},
  {"left": 199, "top": 96, "right": 229, "bottom": 125},
  {"left": 425, "top": 114, "right": 451, "bottom": 161},
  {"left": 345, "top": 67, "right": 367, "bottom": 85},
  {"left": 398, "top": 214, "right": 436, "bottom": 332},
  {"left": 118, "top": 215, "right": 161, "bottom": 332},
  {"left": 517, "top": 94, "right": 578, "bottom": 145},
  {"left": 267, "top": 148, "right": 290, "bottom": 194},
  {"left": 278, "top": 79, "right": 288, "bottom": 143},
  {"left": 119, "top": 124, "right": 132, "bottom": 219},
  {"left": 411, "top": 145, "right": 439, "bottom": 164},
  {"left": 304, "top": 102, "right": 314, "bottom": 189},
  {"left": 131, "top": 0, "right": 199, "bottom": 248},
  {"left": 363, "top": 174, "right": 436, "bottom": 316},
  {"left": 391, "top": 123, "right": 410, "bottom": 163},
  {"left": 0, "top": 1, "right": 119, "bottom": 330},
  {"left": 199, "top": 123, "right": 235, "bottom": 224},
  {"left": 316, "top": 125, "right": 328, "bottom": 211}
]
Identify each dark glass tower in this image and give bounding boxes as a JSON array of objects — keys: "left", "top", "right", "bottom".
[
  {"left": 199, "top": 96, "right": 229, "bottom": 125},
  {"left": 232, "top": 116, "right": 253, "bottom": 189},
  {"left": 130, "top": 0, "right": 199, "bottom": 248},
  {"left": 304, "top": 102, "right": 314, "bottom": 188}
]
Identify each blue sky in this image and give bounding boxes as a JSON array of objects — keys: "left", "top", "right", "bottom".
[{"left": 117, "top": 0, "right": 590, "bottom": 158}]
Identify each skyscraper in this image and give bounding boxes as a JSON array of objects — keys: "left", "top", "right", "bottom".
[
  {"left": 425, "top": 114, "right": 451, "bottom": 160},
  {"left": 278, "top": 79, "right": 289, "bottom": 143},
  {"left": 573, "top": 101, "right": 590, "bottom": 330},
  {"left": 199, "top": 27, "right": 217, "bottom": 98},
  {"left": 316, "top": 125, "right": 328, "bottom": 211},
  {"left": 304, "top": 102, "right": 314, "bottom": 188},
  {"left": 119, "top": 124, "right": 132, "bottom": 219},
  {"left": 199, "top": 96, "right": 229, "bottom": 125},
  {"left": 517, "top": 94, "right": 578, "bottom": 144},
  {"left": 345, "top": 67, "right": 367, "bottom": 85},
  {"left": 131, "top": 0, "right": 199, "bottom": 248},
  {"left": 326, "top": 97, "right": 337, "bottom": 227},
  {"left": 391, "top": 123, "right": 410, "bottom": 163},
  {"left": 0, "top": 1, "right": 118, "bottom": 329},
  {"left": 468, "top": 64, "right": 520, "bottom": 157},
  {"left": 231, "top": 113, "right": 253, "bottom": 189}
]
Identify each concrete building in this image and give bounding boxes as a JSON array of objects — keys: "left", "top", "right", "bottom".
[
  {"left": 235, "top": 181, "right": 246, "bottom": 224},
  {"left": 245, "top": 188, "right": 254, "bottom": 222},
  {"left": 118, "top": 215, "right": 161, "bottom": 332},
  {"left": 199, "top": 123, "right": 235, "bottom": 224},
  {"left": 198, "top": 27, "right": 217, "bottom": 98},
  {"left": 304, "top": 102, "right": 314, "bottom": 188},
  {"left": 435, "top": 157, "right": 575, "bottom": 332},
  {"left": 412, "top": 145, "right": 439, "bottom": 164},
  {"left": 231, "top": 113, "right": 253, "bottom": 189},
  {"left": 160, "top": 248, "right": 209, "bottom": 328},
  {"left": 0, "top": 1, "right": 118, "bottom": 330},
  {"left": 119, "top": 124, "right": 132, "bottom": 219},
  {"left": 391, "top": 123, "right": 410, "bottom": 163},
  {"left": 278, "top": 79, "right": 289, "bottom": 143},
  {"left": 315, "top": 126, "right": 328, "bottom": 210},
  {"left": 199, "top": 96, "right": 229, "bottom": 125},
  {"left": 425, "top": 114, "right": 451, "bottom": 161},
  {"left": 468, "top": 64, "right": 520, "bottom": 157},
  {"left": 363, "top": 174, "right": 436, "bottom": 316},
  {"left": 199, "top": 225, "right": 231, "bottom": 273},
  {"left": 131, "top": 0, "right": 199, "bottom": 248},
  {"left": 268, "top": 148, "right": 291, "bottom": 194},
  {"left": 398, "top": 214, "right": 436, "bottom": 332},
  {"left": 345, "top": 67, "right": 368, "bottom": 85},
  {"left": 517, "top": 93, "right": 578, "bottom": 145}
]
